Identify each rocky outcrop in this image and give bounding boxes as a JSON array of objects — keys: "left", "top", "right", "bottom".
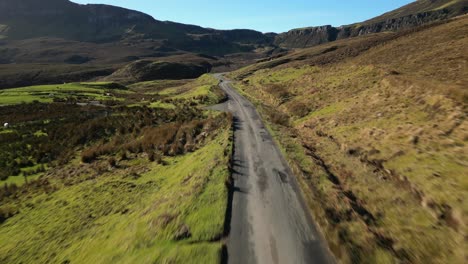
[
  {"left": 274, "top": 25, "right": 338, "bottom": 48},
  {"left": 338, "top": 9, "right": 453, "bottom": 39}
]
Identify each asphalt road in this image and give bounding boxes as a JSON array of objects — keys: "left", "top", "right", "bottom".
[{"left": 213, "top": 74, "right": 334, "bottom": 264}]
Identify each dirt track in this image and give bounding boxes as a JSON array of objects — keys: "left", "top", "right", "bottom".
[{"left": 213, "top": 74, "right": 334, "bottom": 264}]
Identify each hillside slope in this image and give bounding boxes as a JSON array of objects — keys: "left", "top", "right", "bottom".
[
  {"left": 275, "top": 0, "right": 468, "bottom": 48},
  {"left": 230, "top": 15, "right": 467, "bottom": 263}
]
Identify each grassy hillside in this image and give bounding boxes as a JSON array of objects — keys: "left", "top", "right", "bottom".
[
  {"left": 230, "top": 16, "right": 467, "bottom": 263},
  {"left": 0, "top": 75, "right": 233, "bottom": 263}
]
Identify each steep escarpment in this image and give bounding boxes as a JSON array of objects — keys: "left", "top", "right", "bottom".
[
  {"left": 274, "top": 26, "right": 338, "bottom": 49},
  {"left": 275, "top": 0, "right": 468, "bottom": 48},
  {"left": 339, "top": 8, "right": 454, "bottom": 37}
]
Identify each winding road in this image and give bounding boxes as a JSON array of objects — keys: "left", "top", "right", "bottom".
[{"left": 213, "top": 74, "right": 334, "bottom": 264}]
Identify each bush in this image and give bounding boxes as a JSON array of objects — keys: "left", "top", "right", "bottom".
[
  {"left": 108, "top": 157, "right": 117, "bottom": 168},
  {"left": 0, "top": 183, "right": 18, "bottom": 200},
  {"left": 0, "top": 205, "right": 18, "bottom": 223},
  {"left": 119, "top": 151, "right": 128, "bottom": 161},
  {"left": 81, "top": 149, "right": 97, "bottom": 163},
  {"left": 268, "top": 110, "right": 290, "bottom": 127}
]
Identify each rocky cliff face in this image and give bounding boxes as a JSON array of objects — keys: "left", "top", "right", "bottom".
[
  {"left": 275, "top": 0, "right": 467, "bottom": 48},
  {"left": 339, "top": 9, "right": 452, "bottom": 38},
  {"left": 274, "top": 25, "right": 338, "bottom": 48}
]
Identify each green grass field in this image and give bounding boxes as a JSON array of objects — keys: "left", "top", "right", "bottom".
[
  {"left": 0, "top": 82, "right": 130, "bottom": 105},
  {"left": 0, "top": 75, "right": 221, "bottom": 108},
  {"left": 128, "top": 74, "right": 223, "bottom": 108}
]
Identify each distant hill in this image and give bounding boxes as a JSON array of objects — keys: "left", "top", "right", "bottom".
[
  {"left": 275, "top": 0, "right": 468, "bottom": 48},
  {"left": 0, "top": 0, "right": 273, "bottom": 55}
]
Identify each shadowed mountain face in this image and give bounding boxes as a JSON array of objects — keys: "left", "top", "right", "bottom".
[
  {"left": 275, "top": 0, "right": 468, "bottom": 48},
  {"left": 0, "top": 0, "right": 274, "bottom": 54}
]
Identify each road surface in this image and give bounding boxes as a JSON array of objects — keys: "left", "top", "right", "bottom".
[{"left": 213, "top": 74, "right": 334, "bottom": 264}]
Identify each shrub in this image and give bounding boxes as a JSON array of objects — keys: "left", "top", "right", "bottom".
[
  {"left": 108, "top": 157, "right": 117, "bottom": 168},
  {"left": 81, "top": 149, "right": 97, "bottom": 163},
  {"left": 0, "top": 205, "right": 18, "bottom": 223},
  {"left": 268, "top": 109, "right": 291, "bottom": 127},
  {"left": 0, "top": 183, "right": 18, "bottom": 200},
  {"left": 119, "top": 151, "right": 128, "bottom": 161}
]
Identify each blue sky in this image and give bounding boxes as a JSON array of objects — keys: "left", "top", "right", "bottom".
[{"left": 71, "top": 0, "right": 414, "bottom": 33}]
